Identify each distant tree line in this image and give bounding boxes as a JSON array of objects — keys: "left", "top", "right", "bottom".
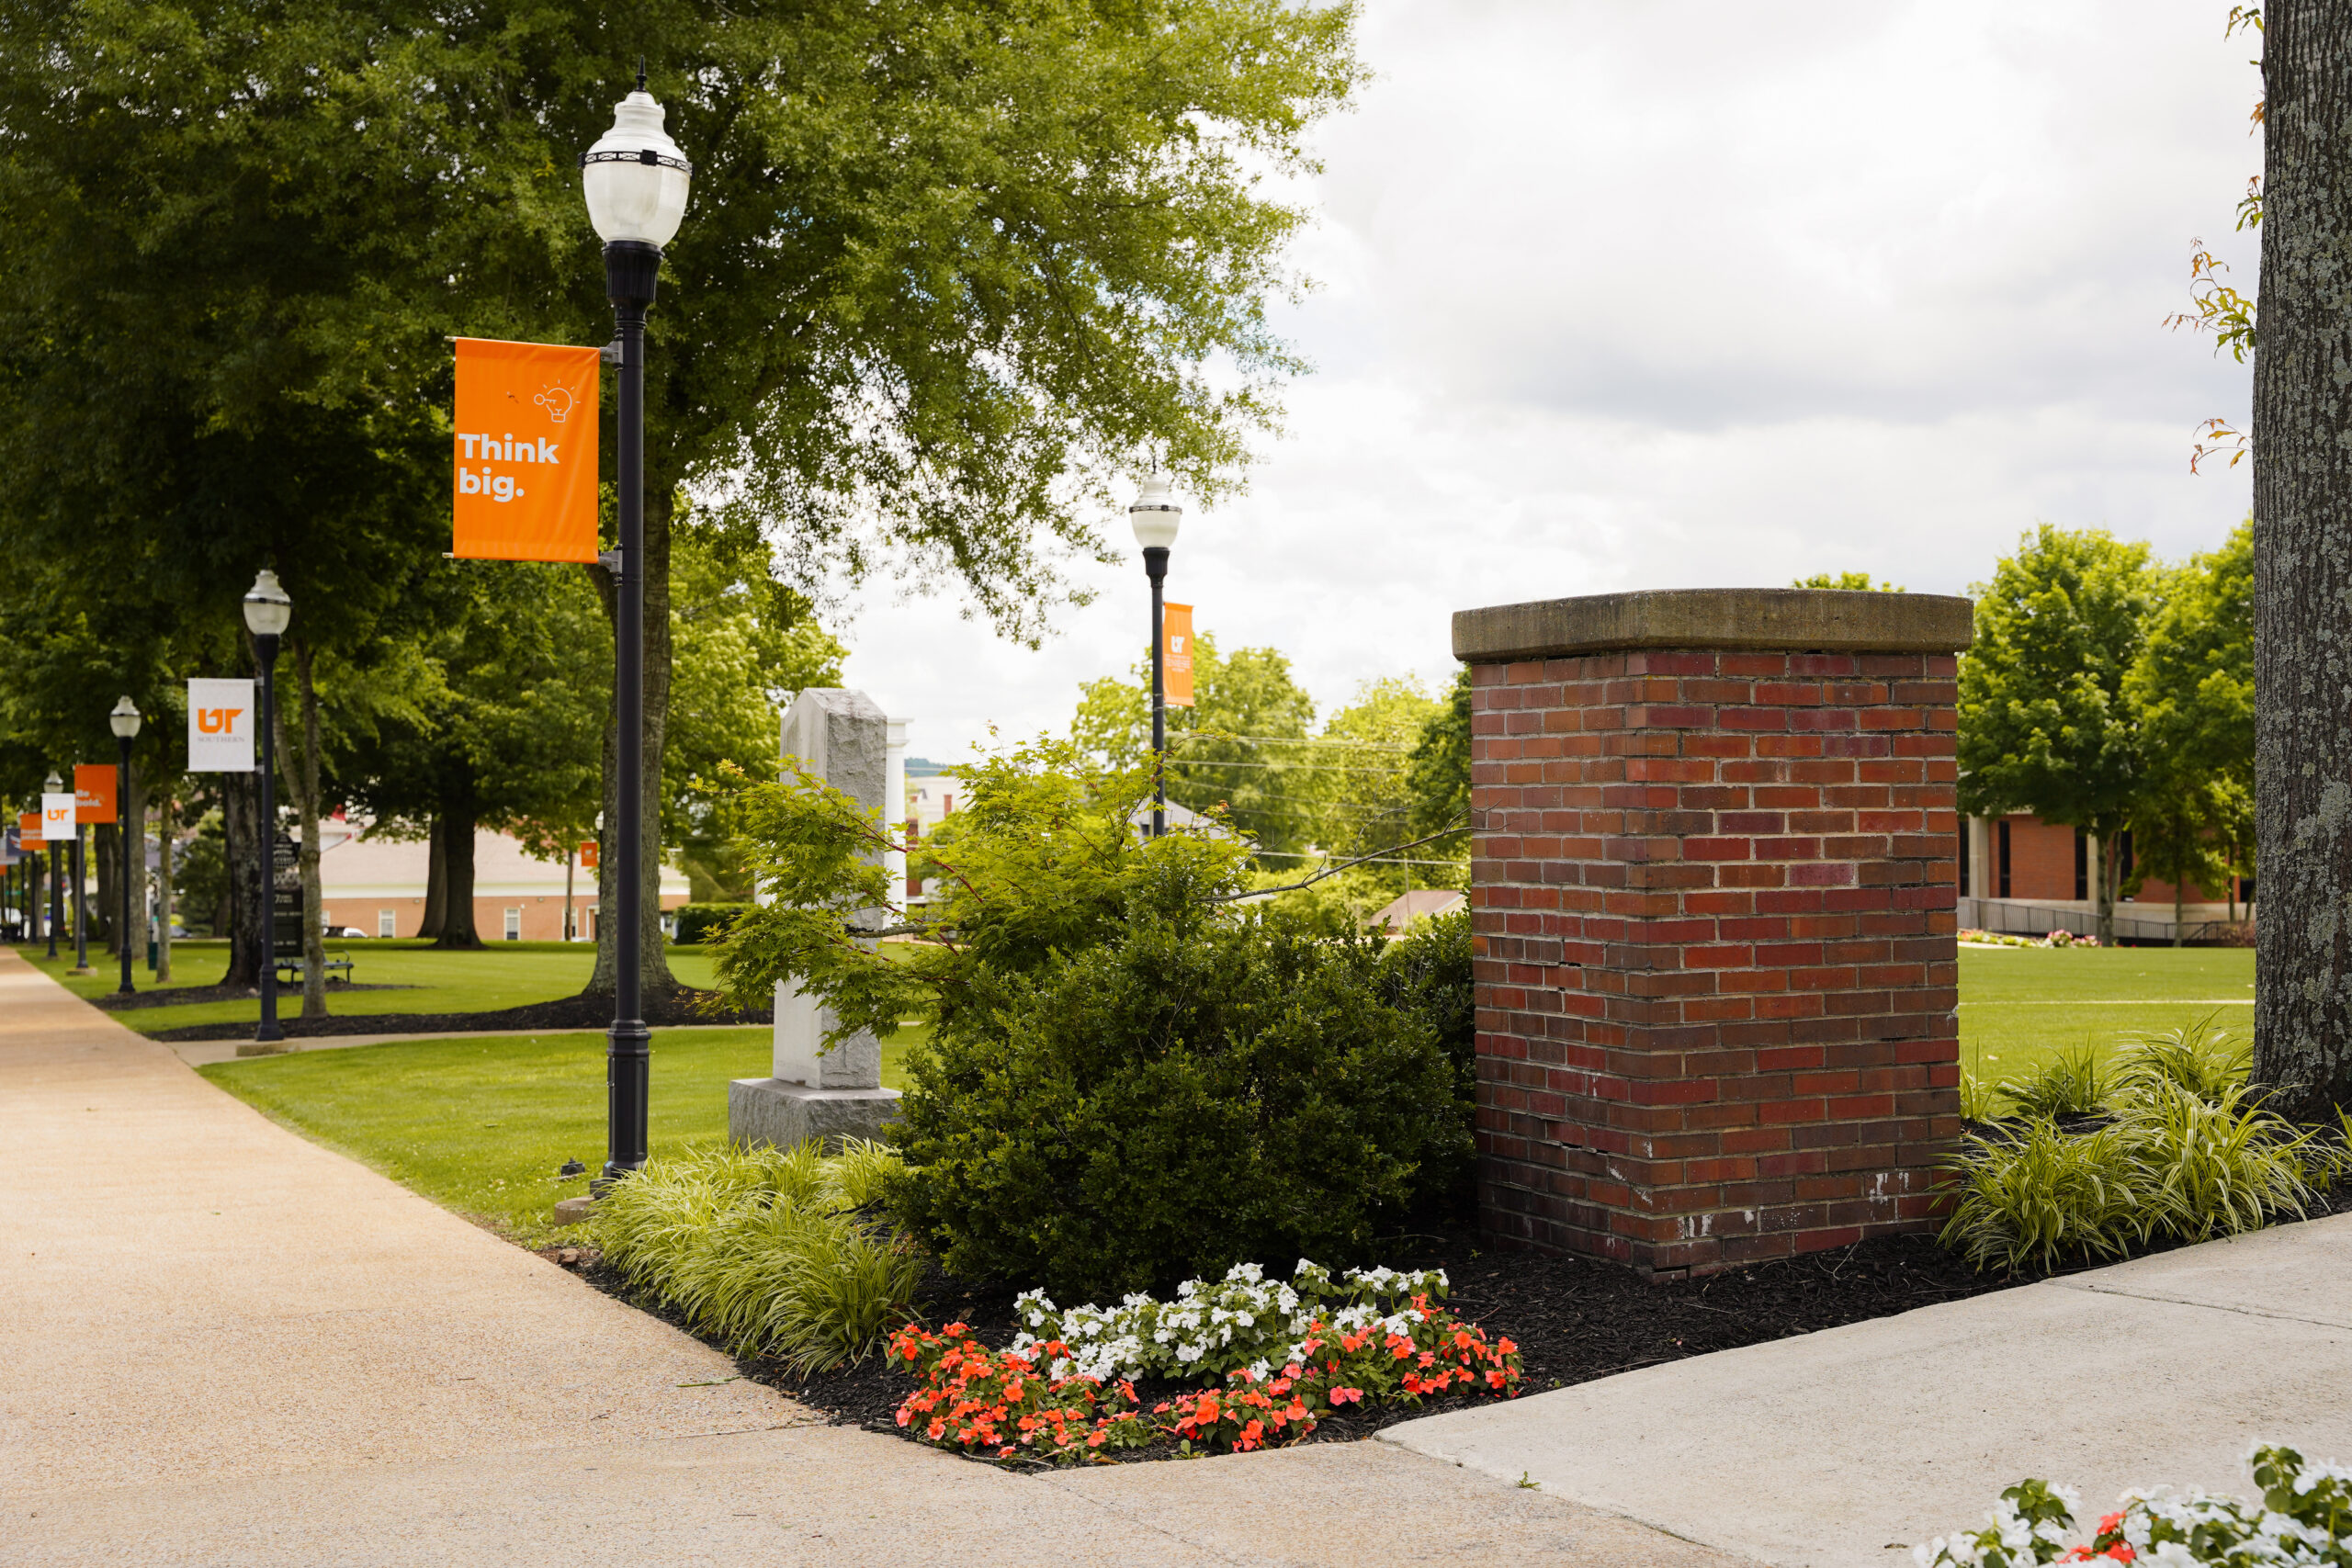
[{"left": 1956, "top": 521, "right": 2254, "bottom": 944}]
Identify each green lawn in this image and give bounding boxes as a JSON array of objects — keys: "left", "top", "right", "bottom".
[
  {"left": 1958, "top": 944, "right": 2256, "bottom": 1091},
  {"left": 199, "top": 1024, "right": 926, "bottom": 1246},
  {"left": 11, "top": 939, "right": 724, "bottom": 1035},
  {"left": 173, "top": 943, "right": 2249, "bottom": 1245}
]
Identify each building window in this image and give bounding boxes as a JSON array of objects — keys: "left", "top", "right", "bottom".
[
  {"left": 2074, "top": 830, "right": 2087, "bottom": 901},
  {"left": 503, "top": 908, "right": 522, "bottom": 942},
  {"left": 378, "top": 909, "right": 397, "bottom": 939},
  {"left": 1959, "top": 820, "right": 1970, "bottom": 893},
  {"left": 1997, "top": 820, "right": 2012, "bottom": 899}
]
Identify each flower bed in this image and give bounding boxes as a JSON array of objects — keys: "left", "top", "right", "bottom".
[
  {"left": 1917, "top": 1444, "right": 2352, "bottom": 1565},
  {"left": 886, "top": 1261, "right": 1522, "bottom": 1464},
  {"left": 1959, "top": 929, "right": 2102, "bottom": 949}
]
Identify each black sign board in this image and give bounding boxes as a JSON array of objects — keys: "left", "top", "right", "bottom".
[{"left": 271, "top": 835, "right": 303, "bottom": 957}]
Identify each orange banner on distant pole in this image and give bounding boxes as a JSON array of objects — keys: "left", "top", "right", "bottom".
[
  {"left": 1163, "top": 603, "right": 1194, "bottom": 708},
  {"left": 579, "top": 840, "right": 599, "bottom": 871},
  {"left": 451, "top": 337, "right": 602, "bottom": 563},
  {"left": 74, "top": 764, "right": 117, "bottom": 825},
  {"left": 18, "top": 811, "right": 41, "bottom": 846}
]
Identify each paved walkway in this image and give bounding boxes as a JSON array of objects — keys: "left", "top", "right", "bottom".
[
  {"left": 1385, "top": 1213, "right": 2352, "bottom": 1567},
  {"left": 1, "top": 946, "right": 1724, "bottom": 1567}
]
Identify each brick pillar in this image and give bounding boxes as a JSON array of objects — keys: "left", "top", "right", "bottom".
[{"left": 1458, "top": 588, "right": 1974, "bottom": 1278}]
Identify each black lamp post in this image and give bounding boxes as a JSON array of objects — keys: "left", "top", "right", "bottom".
[
  {"left": 580, "top": 71, "right": 692, "bottom": 1189},
  {"left": 42, "top": 770, "right": 61, "bottom": 959},
  {"left": 109, "top": 696, "right": 141, "bottom": 995},
  {"left": 1128, "top": 477, "right": 1183, "bottom": 836},
  {"left": 243, "top": 569, "right": 291, "bottom": 1045},
  {"left": 69, "top": 793, "right": 91, "bottom": 976}
]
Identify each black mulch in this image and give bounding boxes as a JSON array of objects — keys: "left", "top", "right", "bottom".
[
  {"left": 549, "top": 1225, "right": 2033, "bottom": 1468},
  {"left": 150, "top": 987, "right": 769, "bottom": 1042},
  {"left": 96, "top": 982, "right": 418, "bottom": 1012}
]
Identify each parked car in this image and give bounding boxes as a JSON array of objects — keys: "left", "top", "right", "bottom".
[{"left": 330, "top": 926, "right": 368, "bottom": 939}]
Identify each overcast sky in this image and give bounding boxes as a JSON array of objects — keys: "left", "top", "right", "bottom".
[{"left": 831, "top": 0, "right": 2262, "bottom": 765}]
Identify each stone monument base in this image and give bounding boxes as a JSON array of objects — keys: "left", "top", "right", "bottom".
[{"left": 729, "top": 1077, "right": 901, "bottom": 1152}]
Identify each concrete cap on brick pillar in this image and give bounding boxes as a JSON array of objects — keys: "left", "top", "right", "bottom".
[{"left": 1453, "top": 587, "right": 1973, "bottom": 662}]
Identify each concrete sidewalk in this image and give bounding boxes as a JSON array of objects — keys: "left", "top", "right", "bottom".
[
  {"left": 0, "top": 945, "right": 1724, "bottom": 1567},
  {"left": 1383, "top": 1214, "right": 2352, "bottom": 1568}
]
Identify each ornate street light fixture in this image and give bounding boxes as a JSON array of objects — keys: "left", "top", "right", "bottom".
[
  {"left": 109, "top": 696, "right": 141, "bottom": 996},
  {"left": 243, "top": 569, "right": 292, "bottom": 1045},
  {"left": 1129, "top": 476, "right": 1183, "bottom": 837},
  {"left": 581, "top": 70, "right": 692, "bottom": 1189}
]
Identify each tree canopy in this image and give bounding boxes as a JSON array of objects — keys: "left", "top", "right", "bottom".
[{"left": 1959, "top": 525, "right": 2158, "bottom": 941}]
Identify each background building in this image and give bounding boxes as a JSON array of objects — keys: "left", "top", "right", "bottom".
[{"left": 314, "top": 819, "right": 690, "bottom": 942}]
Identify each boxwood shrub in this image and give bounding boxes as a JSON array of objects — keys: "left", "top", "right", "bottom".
[{"left": 887, "top": 894, "right": 1474, "bottom": 1301}]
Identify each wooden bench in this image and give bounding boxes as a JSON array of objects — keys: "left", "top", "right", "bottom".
[{"left": 275, "top": 951, "right": 356, "bottom": 987}]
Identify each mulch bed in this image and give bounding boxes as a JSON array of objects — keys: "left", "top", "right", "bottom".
[
  {"left": 96, "top": 982, "right": 418, "bottom": 1012},
  {"left": 551, "top": 1224, "right": 2031, "bottom": 1465},
  {"left": 149, "top": 987, "right": 769, "bottom": 1042}
]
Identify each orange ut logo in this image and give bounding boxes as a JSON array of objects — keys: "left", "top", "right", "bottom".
[{"left": 196, "top": 707, "right": 244, "bottom": 735}]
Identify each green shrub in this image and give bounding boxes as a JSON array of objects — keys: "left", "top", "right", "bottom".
[
  {"left": 593, "top": 1141, "right": 922, "bottom": 1372},
  {"left": 886, "top": 886, "right": 1474, "bottom": 1301},
  {"left": 1996, "top": 1046, "right": 2109, "bottom": 1119},
  {"left": 1380, "top": 909, "right": 1473, "bottom": 1069},
  {"left": 670, "top": 902, "right": 750, "bottom": 945}
]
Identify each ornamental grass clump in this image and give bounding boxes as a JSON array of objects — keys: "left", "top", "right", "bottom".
[
  {"left": 1996, "top": 1047, "right": 2109, "bottom": 1120},
  {"left": 1916, "top": 1443, "right": 2352, "bottom": 1566},
  {"left": 592, "top": 1141, "right": 922, "bottom": 1373},
  {"left": 1939, "top": 1073, "right": 2325, "bottom": 1275},
  {"left": 2111, "top": 1016, "right": 2252, "bottom": 1104}
]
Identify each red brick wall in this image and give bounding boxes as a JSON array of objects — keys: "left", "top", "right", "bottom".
[
  {"left": 2003, "top": 816, "right": 2076, "bottom": 901},
  {"left": 1471, "top": 648, "right": 1962, "bottom": 1277}
]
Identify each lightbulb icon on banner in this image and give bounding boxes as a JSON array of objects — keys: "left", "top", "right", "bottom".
[{"left": 534, "top": 384, "right": 575, "bottom": 423}]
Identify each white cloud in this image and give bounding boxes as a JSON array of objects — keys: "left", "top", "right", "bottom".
[{"left": 833, "top": 0, "right": 2261, "bottom": 767}]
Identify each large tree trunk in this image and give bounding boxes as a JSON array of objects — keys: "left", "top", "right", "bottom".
[
  {"left": 122, "top": 758, "right": 145, "bottom": 969},
  {"left": 585, "top": 491, "right": 680, "bottom": 999},
  {"left": 220, "top": 771, "right": 265, "bottom": 988},
  {"left": 2096, "top": 831, "right": 2119, "bottom": 946},
  {"left": 2254, "top": 3, "right": 2352, "bottom": 1121},
  {"left": 417, "top": 814, "right": 447, "bottom": 941},
  {"left": 156, "top": 789, "right": 174, "bottom": 983},
  {"left": 96, "top": 822, "right": 119, "bottom": 954},
  {"left": 436, "top": 799, "right": 484, "bottom": 949},
  {"left": 272, "top": 641, "right": 329, "bottom": 1020}
]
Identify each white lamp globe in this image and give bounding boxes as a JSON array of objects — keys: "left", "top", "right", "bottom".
[
  {"left": 1128, "top": 475, "right": 1182, "bottom": 550},
  {"left": 242, "top": 569, "right": 292, "bottom": 637},
  {"left": 109, "top": 696, "right": 141, "bottom": 739},
  {"left": 581, "top": 86, "right": 694, "bottom": 247}
]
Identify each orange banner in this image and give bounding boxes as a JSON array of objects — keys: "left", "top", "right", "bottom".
[
  {"left": 451, "top": 338, "right": 602, "bottom": 563},
  {"left": 1163, "top": 602, "right": 1195, "bottom": 708},
  {"left": 17, "top": 811, "right": 40, "bottom": 846},
  {"left": 579, "top": 840, "right": 598, "bottom": 871},
  {"left": 74, "top": 764, "right": 117, "bottom": 825}
]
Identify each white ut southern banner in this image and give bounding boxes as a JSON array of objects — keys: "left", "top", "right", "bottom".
[
  {"left": 187, "top": 678, "right": 256, "bottom": 773},
  {"left": 40, "top": 793, "right": 74, "bottom": 843}
]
